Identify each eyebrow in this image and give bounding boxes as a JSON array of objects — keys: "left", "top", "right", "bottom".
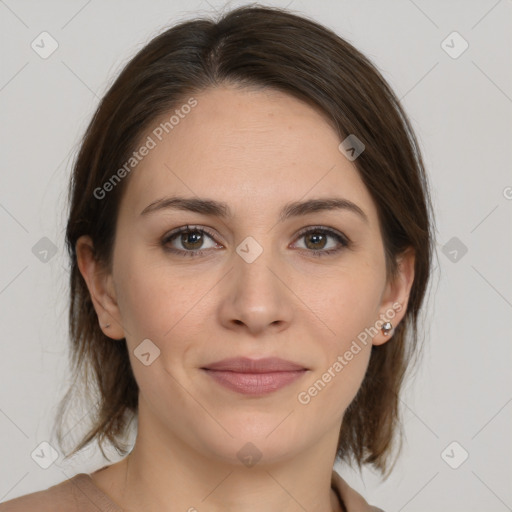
[{"left": 140, "top": 196, "right": 369, "bottom": 224}]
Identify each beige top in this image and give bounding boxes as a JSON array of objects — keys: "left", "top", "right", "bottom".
[{"left": 0, "top": 468, "right": 384, "bottom": 512}]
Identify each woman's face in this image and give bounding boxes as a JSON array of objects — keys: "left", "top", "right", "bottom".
[{"left": 81, "top": 85, "right": 413, "bottom": 466}]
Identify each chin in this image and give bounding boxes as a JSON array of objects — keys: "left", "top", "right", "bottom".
[{"left": 193, "top": 422, "right": 309, "bottom": 468}]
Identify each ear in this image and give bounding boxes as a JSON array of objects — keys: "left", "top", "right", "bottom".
[
  {"left": 373, "top": 247, "right": 415, "bottom": 346},
  {"left": 75, "top": 235, "right": 125, "bottom": 340}
]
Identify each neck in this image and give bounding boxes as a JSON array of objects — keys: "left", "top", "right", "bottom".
[{"left": 93, "top": 396, "right": 344, "bottom": 512}]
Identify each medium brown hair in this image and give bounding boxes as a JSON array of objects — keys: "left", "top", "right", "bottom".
[{"left": 55, "top": 4, "right": 435, "bottom": 477}]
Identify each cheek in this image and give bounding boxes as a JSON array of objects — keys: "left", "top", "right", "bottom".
[
  {"left": 113, "top": 244, "right": 205, "bottom": 339},
  {"left": 297, "top": 260, "right": 384, "bottom": 410},
  {"left": 303, "top": 259, "right": 385, "bottom": 348},
  {"left": 113, "top": 251, "right": 218, "bottom": 397},
  {"left": 114, "top": 259, "right": 202, "bottom": 399}
]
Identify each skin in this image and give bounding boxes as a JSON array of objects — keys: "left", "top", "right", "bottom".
[{"left": 76, "top": 85, "right": 415, "bottom": 512}]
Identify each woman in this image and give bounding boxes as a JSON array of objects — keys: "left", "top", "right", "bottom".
[{"left": 0, "top": 4, "right": 434, "bottom": 511}]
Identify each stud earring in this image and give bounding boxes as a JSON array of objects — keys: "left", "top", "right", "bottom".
[
  {"left": 381, "top": 321, "right": 394, "bottom": 336},
  {"left": 104, "top": 323, "right": 111, "bottom": 328}
]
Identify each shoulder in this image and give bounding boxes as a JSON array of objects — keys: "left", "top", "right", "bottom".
[
  {"left": 331, "top": 470, "right": 386, "bottom": 512},
  {"left": 0, "top": 474, "right": 108, "bottom": 512}
]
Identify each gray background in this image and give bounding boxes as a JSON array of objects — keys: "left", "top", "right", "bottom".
[{"left": 1, "top": 0, "right": 511, "bottom": 510}]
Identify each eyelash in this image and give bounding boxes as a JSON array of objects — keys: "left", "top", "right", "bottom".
[{"left": 161, "top": 225, "right": 351, "bottom": 258}]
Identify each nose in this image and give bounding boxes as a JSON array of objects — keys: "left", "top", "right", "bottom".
[{"left": 217, "top": 245, "right": 294, "bottom": 336}]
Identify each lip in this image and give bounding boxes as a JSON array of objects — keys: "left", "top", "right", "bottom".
[
  {"left": 201, "top": 357, "right": 308, "bottom": 395},
  {"left": 202, "top": 357, "right": 307, "bottom": 372},
  {"left": 202, "top": 369, "right": 307, "bottom": 395}
]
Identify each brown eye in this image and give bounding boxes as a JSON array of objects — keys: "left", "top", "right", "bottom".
[
  {"left": 179, "top": 230, "right": 204, "bottom": 250},
  {"left": 162, "top": 225, "right": 221, "bottom": 256},
  {"left": 304, "top": 231, "right": 328, "bottom": 250},
  {"left": 293, "top": 227, "right": 350, "bottom": 257}
]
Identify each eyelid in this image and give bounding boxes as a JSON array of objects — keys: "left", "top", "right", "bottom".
[
  {"left": 292, "top": 225, "right": 350, "bottom": 246},
  {"left": 162, "top": 224, "right": 223, "bottom": 247},
  {"left": 161, "top": 224, "right": 351, "bottom": 257}
]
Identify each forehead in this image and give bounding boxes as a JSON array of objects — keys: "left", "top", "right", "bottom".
[{"left": 118, "top": 85, "right": 378, "bottom": 224}]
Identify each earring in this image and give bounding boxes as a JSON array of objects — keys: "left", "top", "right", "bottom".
[
  {"left": 104, "top": 323, "right": 111, "bottom": 328},
  {"left": 381, "top": 321, "right": 394, "bottom": 336}
]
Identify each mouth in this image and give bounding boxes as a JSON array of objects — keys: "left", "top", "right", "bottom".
[{"left": 200, "top": 357, "right": 308, "bottom": 395}]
